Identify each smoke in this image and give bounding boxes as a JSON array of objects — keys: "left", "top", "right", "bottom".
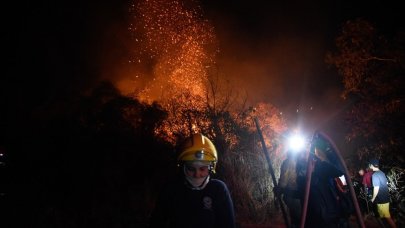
[
  {"left": 101, "top": 0, "right": 346, "bottom": 135},
  {"left": 110, "top": 0, "right": 218, "bottom": 103},
  {"left": 199, "top": 0, "right": 350, "bottom": 136}
]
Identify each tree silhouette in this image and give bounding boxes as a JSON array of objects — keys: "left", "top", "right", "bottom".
[{"left": 326, "top": 18, "right": 405, "bottom": 165}]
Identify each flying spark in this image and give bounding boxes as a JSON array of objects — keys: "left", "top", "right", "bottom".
[{"left": 129, "top": 0, "right": 218, "bottom": 103}]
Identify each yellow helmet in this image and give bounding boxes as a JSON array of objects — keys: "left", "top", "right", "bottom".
[{"left": 177, "top": 133, "right": 218, "bottom": 172}]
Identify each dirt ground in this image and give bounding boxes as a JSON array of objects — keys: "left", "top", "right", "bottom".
[{"left": 237, "top": 213, "right": 386, "bottom": 228}]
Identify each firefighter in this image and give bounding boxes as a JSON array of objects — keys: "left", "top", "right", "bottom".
[
  {"left": 276, "top": 148, "right": 307, "bottom": 228},
  {"left": 305, "top": 139, "right": 347, "bottom": 228},
  {"left": 148, "top": 133, "right": 235, "bottom": 228}
]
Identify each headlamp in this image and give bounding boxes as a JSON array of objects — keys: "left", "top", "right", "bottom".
[{"left": 288, "top": 134, "right": 306, "bottom": 152}]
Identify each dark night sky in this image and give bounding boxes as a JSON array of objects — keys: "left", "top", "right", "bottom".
[
  {"left": 5, "top": 0, "right": 405, "bottom": 153},
  {"left": 199, "top": 0, "right": 405, "bottom": 150}
]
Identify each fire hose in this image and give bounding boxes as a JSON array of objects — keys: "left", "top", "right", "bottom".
[{"left": 299, "top": 131, "right": 365, "bottom": 228}]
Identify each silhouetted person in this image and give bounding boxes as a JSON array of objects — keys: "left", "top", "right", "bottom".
[
  {"left": 305, "top": 139, "right": 346, "bottom": 228},
  {"left": 276, "top": 149, "right": 306, "bottom": 228}
]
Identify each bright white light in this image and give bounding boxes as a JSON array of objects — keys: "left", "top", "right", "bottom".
[
  {"left": 288, "top": 135, "right": 305, "bottom": 152},
  {"left": 339, "top": 175, "right": 347, "bottom": 185}
]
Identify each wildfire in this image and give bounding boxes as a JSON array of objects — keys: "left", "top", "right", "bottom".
[{"left": 129, "top": 0, "right": 218, "bottom": 103}]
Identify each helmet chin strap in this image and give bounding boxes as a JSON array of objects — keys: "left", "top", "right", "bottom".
[{"left": 185, "top": 175, "right": 210, "bottom": 190}]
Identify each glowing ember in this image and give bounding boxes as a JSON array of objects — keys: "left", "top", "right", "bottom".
[{"left": 129, "top": 0, "right": 218, "bottom": 103}]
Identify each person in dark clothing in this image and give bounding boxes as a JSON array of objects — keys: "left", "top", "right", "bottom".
[
  {"left": 148, "top": 133, "right": 236, "bottom": 228},
  {"left": 305, "top": 139, "right": 347, "bottom": 228},
  {"left": 277, "top": 149, "right": 307, "bottom": 228},
  {"left": 369, "top": 158, "right": 397, "bottom": 228}
]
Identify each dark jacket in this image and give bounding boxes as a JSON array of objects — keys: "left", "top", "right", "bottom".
[
  {"left": 306, "top": 160, "right": 345, "bottom": 227},
  {"left": 149, "top": 177, "right": 235, "bottom": 228}
]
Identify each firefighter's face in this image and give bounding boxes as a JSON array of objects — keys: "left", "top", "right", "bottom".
[
  {"left": 184, "top": 162, "right": 210, "bottom": 178},
  {"left": 314, "top": 147, "right": 327, "bottom": 161}
]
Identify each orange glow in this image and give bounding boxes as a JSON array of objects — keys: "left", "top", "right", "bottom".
[{"left": 129, "top": 0, "right": 218, "bottom": 103}]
